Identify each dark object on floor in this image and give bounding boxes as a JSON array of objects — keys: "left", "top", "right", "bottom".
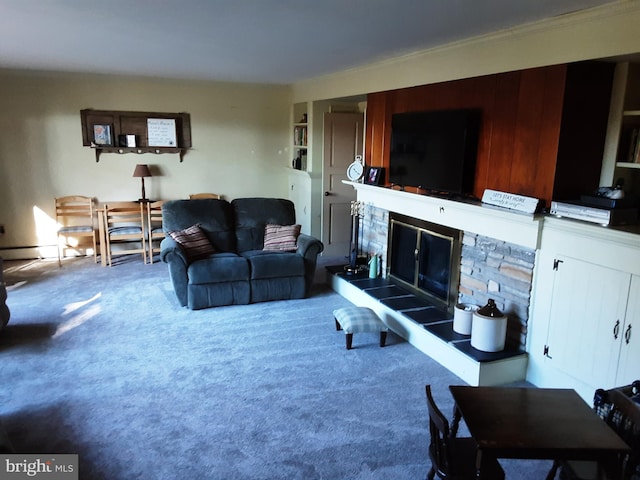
[
  {"left": 0, "top": 257, "right": 10, "bottom": 329},
  {"left": 425, "top": 385, "right": 505, "bottom": 480},
  {"left": 558, "top": 380, "right": 640, "bottom": 480},
  {"left": 0, "top": 419, "right": 14, "bottom": 453},
  {"left": 161, "top": 198, "right": 323, "bottom": 309},
  {"left": 333, "top": 306, "right": 388, "bottom": 350}
]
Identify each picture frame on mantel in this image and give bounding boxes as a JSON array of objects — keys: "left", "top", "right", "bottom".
[
  {"left": 365, "top": 166, "right": 385, "bottom": 186},
  {"left": 93, "top": 124, "right": 113, "bottom": 146}
]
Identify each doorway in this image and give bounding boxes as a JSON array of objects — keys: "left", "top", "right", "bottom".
[{"left": 321, "top": 112, "right": 364, "bottom": 257}]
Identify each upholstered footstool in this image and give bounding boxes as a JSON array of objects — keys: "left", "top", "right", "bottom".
[{"left": 333, "top": 306, "right": 388, "bottom": 350}]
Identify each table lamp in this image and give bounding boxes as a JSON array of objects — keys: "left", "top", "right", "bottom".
[{"left": 133, "top": 164, "right": 152, "bottom": 202}]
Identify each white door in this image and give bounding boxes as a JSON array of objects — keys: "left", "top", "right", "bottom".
[
  {"left": 545, "top": 256, "right": 629, "bottom": 390},
  {"left": 322, "top": 112, "right": 364, "bottom": 257},
  {"left": 616, "top": 274, "right": 640, "bottom": 385}
]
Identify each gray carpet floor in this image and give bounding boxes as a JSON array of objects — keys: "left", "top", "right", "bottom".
[{"left": 1, "top": 256, "right": 554, "bottom": 479}]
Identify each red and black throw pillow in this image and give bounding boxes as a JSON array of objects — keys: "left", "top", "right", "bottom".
[
  {"left": 263, "top": 224, "right": 301, "bottom": 252},
  {"left": 168, "top": 224, "right": 215, "bottom": 261}
]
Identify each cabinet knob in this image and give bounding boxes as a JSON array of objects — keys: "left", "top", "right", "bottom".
[
  {"left": 324, "top": 191, "right": 331, "bottom": 196},
  {"left": 625, "top": 324, "right": 632, "bottom": 345},
  {"left": 613, "top": 319, "right": 620, "bottom": 339}
]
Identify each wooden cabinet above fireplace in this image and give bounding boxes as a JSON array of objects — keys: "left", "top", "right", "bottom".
[{"left": 364, "top": 61, "right": 615, "bottom": 208}]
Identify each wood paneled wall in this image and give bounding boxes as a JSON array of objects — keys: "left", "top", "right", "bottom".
[{"left": 365, "top": 62, "right": 614, "bottom": 207}]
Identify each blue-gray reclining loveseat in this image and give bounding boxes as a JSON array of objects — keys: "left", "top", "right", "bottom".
[{"left": 160, "top": 197, "right": 324, "bottom": 310}]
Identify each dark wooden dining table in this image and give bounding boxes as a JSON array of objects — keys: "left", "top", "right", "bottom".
[{"left": 449, "top": 386, "right": 631, "bottom": 480}]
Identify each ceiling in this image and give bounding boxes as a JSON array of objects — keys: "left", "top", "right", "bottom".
[{"left": 0, "top": 0, "right": 620, "bottom": 84}]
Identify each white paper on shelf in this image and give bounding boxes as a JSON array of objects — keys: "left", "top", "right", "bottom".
[{"left": 147, "top": 118, "right": 177, "bottom": 147}]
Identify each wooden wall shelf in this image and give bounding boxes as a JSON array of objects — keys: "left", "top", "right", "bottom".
[
  {"left": 91, "top": 146, "right": 187, "bottom": 162},
  {"left": 80, "top": 109, "right": 191, "bottom": 162}
]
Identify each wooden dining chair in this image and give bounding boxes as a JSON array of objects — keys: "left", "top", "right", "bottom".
[
  {"left": 146, "top": 200, "right": 165, "bottom": 264},
  {"left": 555, "top": 386, "right": 640, "bottom": 480},
  {"left": 425, "top": 385, "right": 505, "bottom": 480},
  {"left": 55, "top": 195, "right": 98, "bottom": 266},
  {"left": 104, "top": 202, "right": 146, "bottom": 266},
  {"left": 188, "top": 193, "right": 221, "bottom": 199}
]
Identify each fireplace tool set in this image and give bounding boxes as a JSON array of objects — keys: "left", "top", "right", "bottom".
[{"left": 345, "top": 200, "right": 365, "bottom": 275}]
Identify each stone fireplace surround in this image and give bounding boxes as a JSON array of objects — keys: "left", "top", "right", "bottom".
[{"left": 330, "top": 181, "right": 543, "bottom": 385}]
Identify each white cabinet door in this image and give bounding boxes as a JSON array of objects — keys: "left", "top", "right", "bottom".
[
  {"left": 616, "top": 274, "right": 640, "bottom": 385},
  {"left": 546, "top": 256, "right": 630, "bottom": 390}
]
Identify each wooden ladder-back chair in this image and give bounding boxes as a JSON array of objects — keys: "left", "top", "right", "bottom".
[
  {"left": 556, "top": 382, "right": 640, "bottom": 480},
  {"left": 55, "top": 195, "right": 98, "bottom": 266},
  {"left": 425, "top": 385, "right": 505, "bottom": 480},
  {"left": 104, "top": 202, "right": 146, "bottom": 266},
  {"left": 146, "top": 200, "right": 165, "bottom": 264},
  {"left": 189, "top": 193, "right": 221, "bottom": 199}
]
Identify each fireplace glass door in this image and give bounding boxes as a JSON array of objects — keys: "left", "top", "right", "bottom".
[
  {"left": 389, "top": 215, "right": 460, "bottom": 311},
  {"left": 389, "top": 222, "right": 418, "bottom": 285},
  {"left": 418, "top": 231, "right": 451, "bottom": 300}
]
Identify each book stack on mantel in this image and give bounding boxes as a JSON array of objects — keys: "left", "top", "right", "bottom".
[{"left": 551, "top": 193, "right": 638, "bottom": 226}]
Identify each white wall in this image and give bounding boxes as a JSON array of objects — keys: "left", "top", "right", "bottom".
[
  {"left": 289, "top": 1, "right": 640, "bottom": 251},
  {"left": 0, "top": 71, "right": 291, "bottom": 257},
  {"left": 3, "top": 1, "right": 640, "bottom": 259},
  {"left": 292, "top": 1, "right": 640, "bottom": 102}
]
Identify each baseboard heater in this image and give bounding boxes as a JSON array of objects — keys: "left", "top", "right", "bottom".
[{"left": 0, "top": 245, "right": 49, "bottom": 260}]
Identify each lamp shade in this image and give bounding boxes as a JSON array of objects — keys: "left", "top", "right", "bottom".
[{"left": 133, "top": 164, "right": 152, "bottom": 178}]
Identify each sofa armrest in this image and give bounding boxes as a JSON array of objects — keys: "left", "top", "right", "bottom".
[
  {"left": 160, "top": 237, "right": 188, "bottom": 265},
  {"left": 296, "top": 233, "right": 324, "bottom": 295},
  {"left": 296, "top": 233, "right": 324, "bottom": 260},
  {"left": 160, "top": 237, "right": 190, "bottom": 307}
]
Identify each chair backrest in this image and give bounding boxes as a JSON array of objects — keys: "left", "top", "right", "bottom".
[
  {"left": 147, "top": 200, "right": 164, "bottom": 231},
  {"left": 425, "top": 385, "right": 454, "bottom": 479},
  {"left": 105, "top": 202, "right": 144, "bottom": 229},
  {"left": 231, "top": 198, "right": 296, "bottom": 252},
  {"left": 594, "top": 384, "right": 640, "bottom": 480},
  {"left": 55, "top": 195, "right": 95, "bottom": 228},
  {"left": 189, "top": 193, "right": 221, "bottom": 199},
  {"left": 162, "top": 199, "right": 236, "bottom": 252}
]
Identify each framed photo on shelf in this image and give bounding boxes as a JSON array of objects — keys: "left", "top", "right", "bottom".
[
  {"left": 93, "top": 124, "right": 113, "bottom": 146},
  {"left": 365, "top": 166, "right": 385, "bottom": 186}
]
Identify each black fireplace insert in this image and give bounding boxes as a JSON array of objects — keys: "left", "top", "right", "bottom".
[{"left": 388, "top": 213, "right": 461, "bottom": 314}]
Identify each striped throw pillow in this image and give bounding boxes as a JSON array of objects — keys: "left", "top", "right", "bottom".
[
  {"left": 263, "top": 224, "right": 301, "bottom": 252},
  {"left": 168, "top": 224, "right": 215, "bottom": 261}
]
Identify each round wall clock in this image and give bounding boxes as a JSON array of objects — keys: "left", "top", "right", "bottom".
[{"left": 346, "top": 156, "right": 364, "bottom": 181}]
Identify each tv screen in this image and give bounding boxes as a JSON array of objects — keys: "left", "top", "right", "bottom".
[{"left": 389, "top": 109, "right": 481, "bottom": 195}]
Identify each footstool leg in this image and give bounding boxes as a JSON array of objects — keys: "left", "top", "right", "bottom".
[
  {"left": 346, "top": 333, "right": 353, "bottom": 350},
  {"left": 335, "top": 318, "right": 342, "bottom": 331},
  {"left": 380, "top": 331, "right": 387, "bottom": 347}
]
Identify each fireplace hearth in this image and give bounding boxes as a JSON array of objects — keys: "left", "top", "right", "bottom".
[
  {"left": 360, "top": 202, "right": 536, "bottom": 351},
  {"left": 330, "top": 182, "right": 538, "bottom": 384}
]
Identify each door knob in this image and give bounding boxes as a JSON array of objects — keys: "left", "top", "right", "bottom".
[{"left": 324, "top": 191, "right": 331, "bottom": 196}]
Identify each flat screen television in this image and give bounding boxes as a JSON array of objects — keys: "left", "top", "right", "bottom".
[{"left": 389, "top": 108, "right": 481, "bottom": 195}]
